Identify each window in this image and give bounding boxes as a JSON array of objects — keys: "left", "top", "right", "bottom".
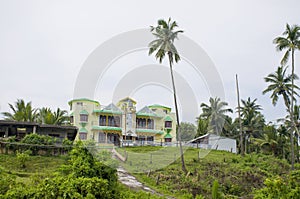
[
  {"left": 147, "top": 119, "right": 154, "bottom": 129},
  {"left": 99, "top": 115, "right": 106, "bottom": 126},
  {"left": 147, "top": 136, "right": 154, "bottom": 141},
  {"left": 70, "top": 116, "right": 74, "bottom": 124},
  {"left": 165, "top": 121, "right": 172, "bottom": 128},
  {"left": 77, "top": 102, "right": 83, "bottom": 106},
  {"left": 79, "top": 133, "right": 87, "bottom": 140},
  {"left": 165, "top": 138, "right": 172, "bottom": 142},
  {"left": 98, "top": 132, "right": 106, "bottom": 143},
  {"left": 136, "top": 118, "right": 146, "bottom": 128},
  {"left": 80, "top": 114, "right": 88, "bottom": 122},
  {"left": 108, "top": 116, "right": 115, "bottom": 126},
  {"left": 114, "top": 116, "right": 121, "bottom": 127}
]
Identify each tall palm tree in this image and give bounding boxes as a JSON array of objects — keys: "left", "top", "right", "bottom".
[
  {"left": 240, "top": 98, "right": 264, "bottom": 140},
  {"left": 274, "top": 24, "right": 300, "bottom": 169},
  {"left": 37, "top": 107, "right": 53, "bottom": 124},
  {"left": 148, "top": 18, "right": 186, "bottom": 172},
  {"left": 52, "top": 108, "right": 69, "bottom": 125},
  {"left": 200, "top": 97, "right": 233, "bottom": 135},
  {"left": 2, "top": 99, "right": 37, "bottom": 122},
  {"left": 37, "top": 107, "right": 69, "bottom": 125},
  {"left": 253, "top": 125, "right": 278, "bottom": 156},
  {"left": 263, "top": 65, "right": 299, "bottom": 169},
  {"left": 263, "top": 66, "right": 298, "bottom": 109}
]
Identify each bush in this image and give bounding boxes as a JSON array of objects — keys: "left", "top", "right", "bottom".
[{"left": 16, "top": 150, "right": 31, "bottom": 168}]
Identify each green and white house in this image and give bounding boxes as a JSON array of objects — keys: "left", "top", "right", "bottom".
[{"left": 69, "top": 97, "right": 177, "bottom": 146}]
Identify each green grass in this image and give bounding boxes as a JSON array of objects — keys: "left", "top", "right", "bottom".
[
  {"left": 0, "top": 154, "right": 68, "bottom": 184},
  {"left": 119, "top": 147, "right": 291, "bottom": 198}
]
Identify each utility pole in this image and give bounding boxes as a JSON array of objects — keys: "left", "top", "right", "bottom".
[{"left": 236, "top": 74, "right": 244, "bottom": 156}]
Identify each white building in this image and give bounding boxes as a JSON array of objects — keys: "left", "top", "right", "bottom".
[{"left": 187, "top": 133, "right": 237, "bottom": 153}]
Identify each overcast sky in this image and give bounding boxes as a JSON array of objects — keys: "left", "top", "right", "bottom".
[{"left": 0, "top": 0, "right": 299, "bottom": 123}]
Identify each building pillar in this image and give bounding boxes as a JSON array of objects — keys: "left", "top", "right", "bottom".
[
  {"left": 105, "top": 133, "right": 108, "bottom": 144},
  {"left": 5, "top": 127, "right": 9, "bottom": 137},
  {"left": 33, "top": 126, "right": 37, "bottom": 134}
]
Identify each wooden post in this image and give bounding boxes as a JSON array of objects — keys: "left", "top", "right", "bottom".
[{"left": 236, "top": 74, "right": 244, "bottom": 156}]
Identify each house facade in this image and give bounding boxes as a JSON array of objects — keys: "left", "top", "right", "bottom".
[{"left": 69, "top": 97, "right": 177, "bottom": 146}]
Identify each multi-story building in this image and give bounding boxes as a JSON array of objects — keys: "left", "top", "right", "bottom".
[{"left": 69, "top": 97, "right": 177, "bottom": 146}]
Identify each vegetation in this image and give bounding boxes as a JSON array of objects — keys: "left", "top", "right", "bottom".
[
  {"left": 180, "top": 122, "right": 197, "bottom": 141},
  {"left": 2, "top": 99, "right": 69, "bottom": 125},
  {"left": 149, "top": 17, "right": 187, "bottom": 173},
  {"left": 0, "top": 142, "right": 164, "bottom": 199},
  {"left": 123, "top": 146, "right": 294, "bottom": 198}
]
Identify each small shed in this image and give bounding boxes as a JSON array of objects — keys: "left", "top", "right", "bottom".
[{"left": 187, "top": 133, "right": 237, "bottom": 153}]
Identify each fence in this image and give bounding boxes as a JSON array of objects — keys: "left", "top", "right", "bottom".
[{"left": 0, "top": 141, "right": 72, "bottom": 156}]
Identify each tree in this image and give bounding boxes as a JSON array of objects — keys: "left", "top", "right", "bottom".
[
  {"left": 274, "top": 24, "right": 300, "bottom": 169},
  {"left": 2, "top": 99, "right": 37, "bottom": 122},
  {"left": 37, "top": 107, "right": 69, "bottom": 125},
  {"left": 196, "top": 117, "right": 208, "bottom": 137},
  {"left": 200, "top": 97, "right": 233, "bottom": 135},
  {"left": 240, "top": 98, "right": 265, "bottom": 153},
  {"left": 180, "top": 122, "right": 197, "bottom": 141},
  {"left": 263, "top": 66, "right": 299, "bottom": 168},
  {"left": 149, "top": 18, "right": 187, "bottom": 172},
  {"left": 253, "top": 125, "right": 278, "bottom": 155}
]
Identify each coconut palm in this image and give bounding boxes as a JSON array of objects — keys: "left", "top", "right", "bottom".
[
  {"left": 2, "top": 99, "right": 37, "bottom": 122},
  {"left": 263, "top": 65, "right": 299, "bottom": 169},
  {"left": 253, "top": 125, "right": 278, "bottom": 155},
  {"left": 240, "top": 98, "right": 264, "bottom": 139},
  {"left": 37, "top": 107, "right": 53, "bottom": 124},
  {"left": 37, "top": 107, "right": 69, "bottom": 125},
  {"left": 148, "top": 18, "right": 186, "bottom": 172},
  {"left": 263, "top": 66, "right": 298, "bottom": 109},
  {"left": 200, "top": 97, "right": 233, "bottom": 135},
  {"left": 52, "top": 108, "right": 69, "bottom": 125},
  {"left": 274, "top": 24, "right": 300, "bottom": 169}
]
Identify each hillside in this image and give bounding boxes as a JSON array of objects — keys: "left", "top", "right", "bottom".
[{"left": 0, "top": 146, "right": 298, "bottom": 198}]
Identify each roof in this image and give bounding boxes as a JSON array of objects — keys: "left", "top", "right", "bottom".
[
  {"left": 164, "top": 115, "right": 173, "bottom": 121},
  {"left": 118, "top": 97, "right": 137, "bottom": 104},
  {"left": 93, "top": 103, "right": 122, "bottom": 115},
  {"left": 91, "top": 125, "right": 122, "bottom": 131},
  {"left": 186, "top": 133, "right": 235, "bottom": 144},
  {"left": 148, "top": 104, "right": 171, "bottom": 112},
  {"left": 0, "top": 120, "right": 77, "bottom": 130},
  {"left": 136, "top": 106, "right": 161, "bottom": 118},
  {"left": 136, "top": 129, "right": 164, "bottom": 134},
  {"left": 79, "top": 110, "right": 89, "bottom": 115},
  {"left": 79, "top": 127, "right": 88, "bottom": 133},
  {"left": 68, "top": 98, "right": 100, "bottom": 106},
  {"left": 164, "top": 133, "right": 173, "bottom": 138}
]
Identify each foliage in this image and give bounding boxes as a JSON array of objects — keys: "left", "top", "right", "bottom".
[
  {"left": 263, "top": 65, "right": 298, "bottom": 109},
  {"left": 196, "top": 118, "right": 208, "bottom": 137},
  {"left": 131, "top": 147, "right": 290, "bottom": 198},
  {"left": 2, "top": 99, "right": 37, "bottom": 122},
  {"left": 21, "top": 133, "right": 55, "bottom": 145},
  {"left": 200, "top": 97, "right": 233, "bottom": 135},
  {"left": 149, "top": 17, "right": 187, "bottom": 173},
  {"left": 254, "top": 170, "right": 300, "bottom": 198},
  {"left": 212, "top": 180, "right": 222, "bottom": 199},
  {"left": 37, "top": 107, "right": 69, "bottom": 125},
  {"left": 180, "top": 122, "right": 197, "bottom": 141},
  {"left": 16, "top": 150, "right": 31, "bottom": 168}
]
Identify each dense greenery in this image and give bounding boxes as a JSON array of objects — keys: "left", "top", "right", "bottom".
[
  {"left": 1, "top": 99, "right": 69, "bottom": 125},
  {"left": 129, "top": 147, "right": 294, "bottom": 198},
  {"left": 0, "top": 142, "right": 165, "bottom": 199}
]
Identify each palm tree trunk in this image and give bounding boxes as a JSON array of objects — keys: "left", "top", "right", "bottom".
[
  {"left": 236, "top": 75, "right": 244, "bottom": 156},
  {"left": 290, "top": 49, "right": 295, "bottom": 170},
  {"left": 168, "top": 52, "right": 187, "bottom": 173}
]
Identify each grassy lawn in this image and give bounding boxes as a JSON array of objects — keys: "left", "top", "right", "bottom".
[
  {"left": 117, "top": 146, "right": 292, "bottom": 198},
  {"left": 0, "top": 154, "right": 68, "bottom": 184}
]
